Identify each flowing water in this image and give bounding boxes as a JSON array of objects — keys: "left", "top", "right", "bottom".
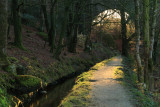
[{"left": 25, "top": 77, "right": 76, "bottom": 107}]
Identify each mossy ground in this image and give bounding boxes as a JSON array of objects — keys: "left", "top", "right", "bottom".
[{"left": 59, "top": 58, "right": 113, "bottom": 107}]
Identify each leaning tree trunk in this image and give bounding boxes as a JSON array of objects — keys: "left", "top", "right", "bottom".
[
  {"left": 54, "top": 8, "right": 69, "bottom": 59},
  {"left": 143, "top": 0, "right": 150, "bottom": 86},
  {"left": 120, "top": 8, "right": 128, "bottom": 56},
  {"left": 54, "top": 0, "right": 72, "bottom": 59},
  {"left": 134, "top": 0, "right": 143, "bottom": 82},
  {"left": 148, "top": 0, "right": 157, "bottom": 73},
  {"left": 53, "top": 18, "right": 67, "bottom": 59},
  {"left": 0, "top": 0, "right": 9, "bottom": 67},
  {"left": 12, "top": 0, "right": 25, "bottom": 50}
]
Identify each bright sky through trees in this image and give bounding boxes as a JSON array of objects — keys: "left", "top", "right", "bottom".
[{"left": 93, "top": 9, "right": 129, "bottom": 24}]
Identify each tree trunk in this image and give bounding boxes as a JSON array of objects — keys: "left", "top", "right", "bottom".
[
  {"left": 48, "top": 8, "right": 55, "bottom": 52},
  {"left": 0, "top": 0, "right": 9, "bottom": 67},
  {"left": 39, "top": 8, "right": 45, "bottom": 32},
  {"left": 12, "top": 0, "right": 25, "bottom": 50},
  {"left": 148, "top": 0, "right": 157, "bottom": 73},
  {"left": 54, "top": 1, "right": 71, "bottom": 59},
  {"left": 67, "top": 12, "right": 74, "bottom": 52},
  {"left": 153, "top": 32, "right": 159, "bottom": 64},
  {"left": 134, "top": 0, "right": 143, "bottom": 82},
  {"left": 143, "top": 0, "right": 150, "bottom": 85},
  {"left": 68, "top": 25, "right": 78, "bottom": 53},
  {"left": 48, "top": 0, "right": 57, "bottom": 52},
  {"left": 84, "top": 2, "right": 92, "bottom": 52},
  {"left": 120, "top": 8, "right": 128, "bottom": 56},
  {"left": 40, "top": 0, "right": 49, "bottom": 32}
]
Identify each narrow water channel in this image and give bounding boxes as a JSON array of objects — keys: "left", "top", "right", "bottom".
[{"left": 25, "top": 77, "right": 76, "bottom": 107}]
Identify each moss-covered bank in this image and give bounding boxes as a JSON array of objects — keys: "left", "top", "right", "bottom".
[
  {"left": 0, "top": 46, "right": 117, "bottom": 106},
  {"left": 59, "top": 58, "right": 113, "bottom": 107}
]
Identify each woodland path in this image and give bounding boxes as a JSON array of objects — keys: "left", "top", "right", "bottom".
[{"left": 90, "top": 56, "right": 134, "bottom": 107}]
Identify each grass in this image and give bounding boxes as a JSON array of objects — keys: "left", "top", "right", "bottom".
[{"left": 59, "top": 57, "right": 113, "bottom": 107}]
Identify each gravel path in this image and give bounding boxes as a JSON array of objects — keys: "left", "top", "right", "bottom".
[{"left": 90, "top": 56, "right": 134, "bottom": 107}]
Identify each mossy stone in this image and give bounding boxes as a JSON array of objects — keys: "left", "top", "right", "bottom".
[{"left": 15, "top": 75, "right": 42, "bottom": 94}]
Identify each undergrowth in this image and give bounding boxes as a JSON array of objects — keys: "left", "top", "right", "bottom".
[{"left": 119, "top": 56, "right": 159, "bottom": 107}]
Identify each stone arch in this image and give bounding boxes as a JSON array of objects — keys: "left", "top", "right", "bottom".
[
  {"left": 83, "top": 0, "right": 135, "bottom": 55},
  {"left": 91, "top": 0, "right": 134, "bottom": 21}
]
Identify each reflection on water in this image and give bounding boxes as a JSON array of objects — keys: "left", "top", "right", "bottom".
[{"left": 25, "top": 77, "right": 76, "bottom": 107}]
